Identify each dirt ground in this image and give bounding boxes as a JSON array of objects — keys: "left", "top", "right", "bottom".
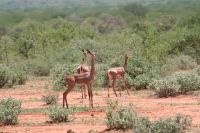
[{"left": 1, "top": 80, "right": 200, "bottom": 133}]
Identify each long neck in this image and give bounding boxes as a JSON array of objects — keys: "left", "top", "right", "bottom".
[
  {"left": 123, "top": 57, "right": 128, "bottom": 69},
  {"left": 84, "top": 53, "right": 88, "bottom": 65},
  {"left": 90, "top": 56, "right": 96, "bottom": 78}
]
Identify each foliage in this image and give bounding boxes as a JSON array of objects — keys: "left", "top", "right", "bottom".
[
  {"left": 0, "top": 0, "right": 199, "bottom": 90},
  {"left": 106, "top": 100, "right": 120, "bottom": 110},
  {"left": 133, "top": 74, "right": 152, "bottom": 90},
  {"left": 127, "top": 58, "right": 146, "bottom": 79},
  {"left": 106, "top": 104, "right": 135, "bottom": 130},
  {"left": 97, "top": 15, "right": 126, "bottom": 34},
  {"left": 169, "top": 34, "right": 200, "bottom": 64},
  {"left": 154, "top": 16, "right": 176, "bottom": 31},
  {"left": 172, "top": 72, "right": 200, "bottom": 93},
  {"left": 149, "top": 72, "right": 200, "bottom": 97},
  {"left": 106, "top": 100, "right": 191, "bottom": 132},
  {"left": 47, "top": 105, "right": 69, "bottom": 123},
  {"left": 0, "top": 97, "right": 21, "bottom": 125},
  {"left": 28, "top": 60, "right": 50, "bottom": 76},
  {"left": 12, "top": 21, "right": 43, "bottom": 58},
  {"left": 50, "top": 64, "right": 77, "bottom": 91},
  {"left": 93, "top": 64, "right": 109, "bottom": 87},
  {"left": 151, "top": 114, "right": 192, "bottom": 133},
  {"left": 133, "top": 114, "right": 191, "bottom": 133},
  {"left": 174, "top": 113, "right": 192, "bottom": 130},
  {"left": 170, "top": 55, "right": 197, "bottom": 70},
  {"left": 151, "top": 118, "right": 182, "bottom": 133},
  {"left": 124, "top": 74, "right": 133, "bottom": 89},
  {"left": 185, "top": 14, "right": 200, "bottom": 28},
  {"left": 0, "top": 64, "right": 9, "bottom": 88},
  {"left": 160, "top": 55, "right": 197, "bottom": 77},
  {"left": 0, "top": 64, "right": 27, "bottom": 88},
  {"left": 193, "top": 66, "right": 200, "bottom": 76},
  {"left": 132, "top": 116, "right": 151, "bottom": 133},
  {"left": 149, "top": 77, "right": 180, "bottom": 97},
  {"left": 124, "top": 3, "right": 148, "bottom": 17},
  {"left": 0, "top": 36, "right": 12, "bottom": 65},
  {"left": 9, "top": 68, "right": 27, "bottom": 86},
  {"left": 42, "top": 94, "right": 58, "bottom": 105},
  {"left": 176, "top": 55, "right": 197, "bottom": 70}
]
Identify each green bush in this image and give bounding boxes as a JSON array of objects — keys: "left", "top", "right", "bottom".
[
  {"left": 127, "top": 59, "right": 145, "bottom": 79},
  {"left": 194, "top": 66, "right": 200, "bottom": 76},
  {"left": 132, "top": 114, "right": 191, "bottom": 133},
  {"left": 154, "top": 16, "right": 176, "bottom": 31},
  {"left": 9, "top": 69, "right": 27, "bottom": 85},
  {"left": 174, "top": 113, "right": 192, "bottom": 130},
  {"left": 124, "top": 3, "right": 148, "bottom": 17},
  {"left": 97, "top": 15, "right": 126, "bottom": 34},
  {"left": 169, "top": 34, "right": 200, "bottom": 64},
  {"left": 28, "top": 61, "right": 50, "bottom": 76},
  {"left": 107, "top": 99, "right": 120, "bottom": 110},
  {"left": 151, "top": 118, "right": 182, "bottom": 133},
  {"left": 175, "top": 55, "right": 197, "bottom": 70},
  {"left": 124, "top": 74, "right": 133, "bottom": 89},
  {"left": 106, "top": 101, "right": 135, "bottom": 130},
  {"left": 132, "top": 68, "right": 160, "bottom": 90},
  {"left": 133, "top": 74, "right": 151, "bottom": 90},
  {"left": 93, "top": 64, "right": 109, "bottom": 87},
  {"left": 106, "top": 100, "right": 192, "bottom": 132},
  {"left": 161, "top": 55, "right": 197, "bottom": 77},
  {"left": 149, "top": 71, "right": 200, "bottom": 97},
  {"left": 149, "top": 77, "right": 180, "bottom": 97},
  {"left": 173, "top": 72, "right": 200, "bottom": 93},
  {"left": 42, "top": 94, "right": 58, "bottom": 105},
  {"left": 50, "top": 64, "right": 77, "bottom": 91},
  {"left": 0, "top": 97, "right": 21, "bottom": 125},
  {"left": 0, "top": 65, "right": 27, "bottom": 88},
  {"left": 47, "top": 105, "right": 69, "bottom": 123},
  {"left": 0, "top": 64, "right": 9, "bottom": 88},
  {"left": 132, "top": 116, "right": 151, "bottom": 133},
  {"left": 151, "top": 114, "right": 192, "bottom": 133}
]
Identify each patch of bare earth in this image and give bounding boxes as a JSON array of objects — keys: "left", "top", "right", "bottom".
[{"left": 1, "top": 80, "right": 200, "bottom": 132}]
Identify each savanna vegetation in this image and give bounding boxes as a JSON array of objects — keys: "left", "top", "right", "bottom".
[
  {"left": 0, "top": 97, "right": 21, "bottom": 125},
  {"left": 0, "top": 0, "right": 200, "bottom": 94},
  {"left": 106, "top": 100, "right": 192, "bottom": 133},
  {"left": 0, "top": 0, "right": 200, "bottom": 132}
]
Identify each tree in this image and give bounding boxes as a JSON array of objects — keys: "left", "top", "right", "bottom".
[
  {"left": 97, "top": 15, "right": 126, "bottom": 34},
  {"left": 12, "top": 21, "right": 43, "bottom": 58},
  {"left": 0, "top": 36, "right": 12, "bottom": 66},
  {"left": 124, "top": 3, "right": 148, "bottom": 17},
  {"left": 169, "top": 34, "right": 200, "bottom": 64}
]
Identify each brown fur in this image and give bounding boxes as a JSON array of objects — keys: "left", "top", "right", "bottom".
[
  {"left": 76, "top": 49, "right": 90, "bottom": 99},
  {"left": 107, "top": 54, "right": 130, "bottom": 97},
  {"left": 63, "top": 50, "right": 96, "bottom": 108}
]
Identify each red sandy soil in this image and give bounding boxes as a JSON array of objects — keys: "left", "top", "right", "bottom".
[{"left": 1, "top": 80, "right": 200, "bottom": 133}]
